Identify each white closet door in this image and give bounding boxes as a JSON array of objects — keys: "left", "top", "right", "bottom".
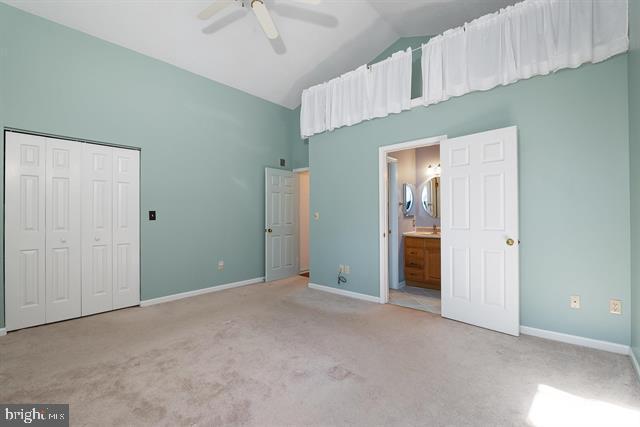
[
  {"left": 81, "top": 144, "right": 114, "bottom": 315},
  {"left": 5, "top": 132, "right": 47, "bottom": 331},
  {"left": 45, "top": 137, "right": 82, "bottom": 323},
  {"left": 112, "top": 148, "right": 140, "bottom": 309}
]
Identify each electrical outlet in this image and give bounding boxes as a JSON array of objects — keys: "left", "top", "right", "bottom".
[
  {"left": 218, "top": 260, "right": 224, "bottom": 271},
  {"left": 344, "top": 265, "right": 350, "bottom": 274},
  {"left": 570, "top": 295, "right": 580, "bottom": 309},
  {"left": 609, "top": 299, "right": 622, "bottom": 315}
]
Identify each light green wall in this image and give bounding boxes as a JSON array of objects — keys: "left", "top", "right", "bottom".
[
  {"left": 309, "top": 56, "right": 631, "bottom": 345},
  {"left": 0, "top": 3, "right": 299, "bottom": 328},
  {"left": 629, "top": 0, "right": 640, "bottom": 360},
  {"left": 370, "top": 36, "right": 431, "bottom": 100}
]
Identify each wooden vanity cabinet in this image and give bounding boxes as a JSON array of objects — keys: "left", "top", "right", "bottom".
[{"left": 403, "top": 236, "right": 441, "bottom": 290}]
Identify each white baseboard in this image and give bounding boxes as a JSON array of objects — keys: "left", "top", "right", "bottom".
[
  {"left": 631, "top": 348, "right": 640, "bottom": 381},
  {"left": 140, "top": 277, "right": 265, "bottom": 307},
  {"left": 308, "top": 282, "right": 381, "bottom": 303},
  {"left": 0, "top": 328, "right": 6, "bottom": 337},
  {"left": 520, "top": 326, "right": 630, "bottom": 355}
]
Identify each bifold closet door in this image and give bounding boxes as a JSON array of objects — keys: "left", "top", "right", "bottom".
[
  {"left": 112, "top": 148, "right": 140, "bottom": 309},
  {"left": 5, "top": 133, "right": 47, "bottom": 330},
  {"left": 45, "top": 137, "right": 82, "bottom": 323},
  {"left": 81, "top": 144, "right": 114, "bottom": 316}
]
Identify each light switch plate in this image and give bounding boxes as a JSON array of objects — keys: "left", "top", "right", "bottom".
[{"left": 217, "top": 260, "right": 224, "bottom": 271}]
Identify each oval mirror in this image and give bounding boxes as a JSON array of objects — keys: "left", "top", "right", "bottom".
[
  {"left": 402, "top": 183, "right": 414, "bottom": 216},
  {"left": 421, "top": 176, "right": 440, "bottom": 218}
]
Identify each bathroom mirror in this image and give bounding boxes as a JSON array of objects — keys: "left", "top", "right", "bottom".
[
  {"left": 421, "top": 177, "right": 440, "bottom": 218},
  {"left": 402, "top": 183, "right": 414, "bottom": 216}
]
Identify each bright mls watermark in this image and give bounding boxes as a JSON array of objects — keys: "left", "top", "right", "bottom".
[{"left": 0, "top": 405, "right": 68, "bottom": 426}]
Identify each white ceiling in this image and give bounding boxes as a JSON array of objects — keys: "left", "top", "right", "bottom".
[{"left": 5, "top": 0, "right": 516, "bottom": 109}]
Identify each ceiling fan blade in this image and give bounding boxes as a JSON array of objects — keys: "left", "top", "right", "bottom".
[
  {"left": 251, "top": 0, "right": 279, "bottom": 40},
  {"left": 197, "top": 0, "right": 234, "bottom": 20}
]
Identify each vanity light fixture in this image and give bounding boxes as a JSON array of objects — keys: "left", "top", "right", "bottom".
[{"left": 426, "top": 164, "right": 441, "bottom": 177}]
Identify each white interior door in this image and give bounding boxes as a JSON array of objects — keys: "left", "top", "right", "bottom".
[
  {"left": 441, "top": 126, "right": 519, "bottom": 336},
  {"left": 265, "top": 168, "right": 298, "bottom": 282},
  {"left": 81, "top": 143, "right": 114, "bottom": 315},
  {"left": 45, "top": 137, "right": 82, "bottom": 323},
  {"left": 5, "top": 132, "right": 47, "bottom": 330},
  {"left": 112, "top": 148, "right": 140, "bottom": 309}
]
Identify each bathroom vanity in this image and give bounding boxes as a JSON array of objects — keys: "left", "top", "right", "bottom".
[{"left": 403, "top": 232, "right": 441, "bottom": 290}]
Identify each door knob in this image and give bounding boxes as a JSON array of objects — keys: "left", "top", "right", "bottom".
[
  {"left": 506, "top": 238, "right": 515, "bottom": 246},
  {"left": 95, "top": 237, "right": 101, "bottom": 241},
  {"left": 265, "top": 228, "right": 273, "bottom": 233},
  {"left": 60, "top": 238, "right": 67, "bottom": 243}
]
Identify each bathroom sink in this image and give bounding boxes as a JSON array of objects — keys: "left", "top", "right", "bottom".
[{"left": 402, "top": 231, "right": 441, "bottom": 239}]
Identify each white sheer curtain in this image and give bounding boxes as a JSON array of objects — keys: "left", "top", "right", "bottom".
[
  {"left": 368, "top": 49, "right": 412, "bottom": 118},
  {"left": 421, "top": 0, "right": 629, "bottom": 107},
  {"left": 299, "top": 82, "right": 329, "bottom": 138},
  {"left": 300, "top": 48, "right": 412, "bottom": 138}
]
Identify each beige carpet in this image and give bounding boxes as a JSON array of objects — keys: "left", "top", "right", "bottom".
[{"left": 1, "top": 276, "right": 639, "bottom": 426}]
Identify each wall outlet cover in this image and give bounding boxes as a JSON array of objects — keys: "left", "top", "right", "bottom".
[{"left": 609, "top": 299, "right": 622, "bottom": 315}]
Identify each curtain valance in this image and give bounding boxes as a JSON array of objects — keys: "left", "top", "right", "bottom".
[
  {"left": 422, "top": 0, "right": 629, "bottom": 107},
  {"left": 300, "top": 0, "right": 628, "bottom": 138},
  {"left": 300, "top": 48, "right": 412, "bottom": 138}
]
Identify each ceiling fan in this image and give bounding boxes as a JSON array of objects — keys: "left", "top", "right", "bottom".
[{"left": 198, "top": 0, "right": 320, "bottom": 40}]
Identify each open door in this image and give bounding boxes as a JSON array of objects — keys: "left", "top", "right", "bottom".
[
  {"left": 265, "top": 168, "right": 298, "bottom": 282},
  {"left": 440, "top": 126, "right": 519, "bottom": 336}
]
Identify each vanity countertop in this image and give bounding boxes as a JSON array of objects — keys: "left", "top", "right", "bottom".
[{"left": 403, "top": 231, "right": 441, "bottom": 239}]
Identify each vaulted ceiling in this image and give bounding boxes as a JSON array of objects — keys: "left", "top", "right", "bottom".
[{"left": 5, "top": 0, "right": 516, "bottom": 109}]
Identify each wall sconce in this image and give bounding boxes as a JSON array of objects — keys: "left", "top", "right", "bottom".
[{"left": 426, "top": 163, "right": 441, "bottom": 177}]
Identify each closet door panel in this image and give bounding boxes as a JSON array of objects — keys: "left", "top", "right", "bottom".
[
  {"left": 112, "top": 148, "right": 140, "bottom": 309},
  {"left": 81, "top": 144, "right": 114, "bottom": 315},
  {"left": 5, "top": 132, "right": 46, "bottom": 330},
  {"left": 45, "top": 138, "right": 82, "bottom": 323}
]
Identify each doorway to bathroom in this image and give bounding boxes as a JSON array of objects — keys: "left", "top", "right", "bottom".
[
  {"left": 378, "top": 127, "right": 521, "bottom": 336},
  {"left": 385, "top": 139, "right": 443, "bottom": 315}
]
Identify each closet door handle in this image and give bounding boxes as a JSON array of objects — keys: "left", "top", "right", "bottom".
[
  {"left": 60, "top": 238, "right": 67, "bottom": 244},
  {"left": 95, "top": 236, "right": 101, "bottom": 242}
]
